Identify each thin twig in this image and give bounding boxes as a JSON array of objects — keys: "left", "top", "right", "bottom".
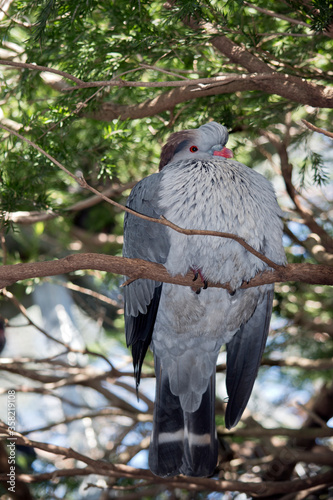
[
  {"left": 243, "top": 1, "right": 310, "bottom": 27},
  {"left": 295, "top": 401, "right": 330, "bottom": 428},
  {"left": 302, "top": 119, "right": 333, "bottom": 139},
  {"left": 0, "top": 229, "right": 7, "bottom": 265},
  {"left": 44, "top": 278, "right": 119, "bottom": 307},
  {"left": 21, "top": 408, "right": 144, "bottom": 435},
  {"left": 217, "top": 356, "right": 333, "bottom": 372},
  {"left": 5, "top": 181, "right": 136, "bottom": 224},
  {"left": 0, "top": 60, "right": 296, "bottom": 90},
  {"left": 38, "top": 86, "right": 106, "bottom": 139},
  {"left": 2, "top": 289, "right": 115, "bottom": 370},
  {"left": 0, "top": 59, "right": 83, "bottom": 83}
]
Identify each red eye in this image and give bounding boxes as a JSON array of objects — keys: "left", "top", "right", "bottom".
[{"left": 190, "top": 146, "right": 198, "bottom": 152}]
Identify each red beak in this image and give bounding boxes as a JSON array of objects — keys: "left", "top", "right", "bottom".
[{"left": 213, "top": 147, "right": 233, "bottom": 158}]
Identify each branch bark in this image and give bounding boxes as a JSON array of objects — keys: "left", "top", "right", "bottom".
[
  {"left": 1, "top": 122, "right": 332, "bottom": 295},
  {"left": 90, "top": 72, "right": 333, "bottom": 121},
  {"left": 85, "top": 6, "right": 333, "bottom": 122},
  {"left": 3, "top": 60, "right": 331, "bottom": 124},
  {"left": 302, "top": 119, "right": 333, "bottom": 139},
  {"left": 0, "top": 254, "right": 332, "bottom": 291},
  {"left": 2, "top": 58, "right": 332, "bottom": 112}
]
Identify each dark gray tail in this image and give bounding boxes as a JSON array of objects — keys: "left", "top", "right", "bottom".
[{"left": 149, "top": 358, "right": 218, "bottom": 477}]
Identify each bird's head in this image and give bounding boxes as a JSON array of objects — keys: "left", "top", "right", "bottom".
[{"left": 159, "top": 121, "right": 233, "bottom": 170}]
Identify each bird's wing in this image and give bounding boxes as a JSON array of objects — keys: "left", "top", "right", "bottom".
[
  {"left": 123, "top": 173, "right": 169, "bottom": 387},
  {"left": 225, "top": 286, "right": 274, "bottom": 429}
]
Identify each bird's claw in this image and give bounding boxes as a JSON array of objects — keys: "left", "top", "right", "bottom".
[{"left": 191, "top": 268, "right": 208, "bottom": 293}]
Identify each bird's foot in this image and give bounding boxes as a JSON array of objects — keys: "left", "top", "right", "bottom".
[{"left": 191, "top": 268, "right": 208, "bottom": 294}]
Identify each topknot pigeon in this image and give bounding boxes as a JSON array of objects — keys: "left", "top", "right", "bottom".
[{"left": 123, "top": 121, "right": 285, "bottom": 477}]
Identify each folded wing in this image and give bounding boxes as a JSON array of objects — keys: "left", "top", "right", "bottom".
[
  {"left": 225, "top": 286, "right": 274, "bottom": 429},
  {"left": 123, "top": 174, "right": 169, "bottom": 387}
]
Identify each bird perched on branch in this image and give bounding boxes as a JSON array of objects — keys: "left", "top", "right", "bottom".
[{"left": 123, "top": 121, "right": 285, "bottom": 477}]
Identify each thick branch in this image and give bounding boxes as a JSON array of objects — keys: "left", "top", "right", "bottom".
[
  {"left": 2, "top": 58, "right": 332, "bottom": 110},
  {"left": 1, "top": 115, "right": 331, "bottom": 294},
  {"left": 0, "top": 254, "right": 332, "bottom": 291},
  {"left": 91, "top": 73, "right": 333, "bottom": 121},
  {"left": 3, "top": 59, "right": 324, "bottom": 121},
  {"left": 178, "top": 11, "right": 333, "bottom": 106}
]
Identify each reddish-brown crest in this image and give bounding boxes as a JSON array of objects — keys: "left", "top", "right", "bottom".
[{"left": 159, "top": 130, "right": 195, "bottom": 170}]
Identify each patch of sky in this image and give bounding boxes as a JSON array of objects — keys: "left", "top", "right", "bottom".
[
  {"left": 102, "top": 376, "right": 149, "bottom": 412},
  {"left": 127, "top": 449, "right": 149, "bottom": 469}
]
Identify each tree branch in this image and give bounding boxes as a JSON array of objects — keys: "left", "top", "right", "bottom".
[
  {"left": 217, "top": 356, "right": 333, "bottom": 372},
  {"left": 243, "top": 2, "right": 309, "bottom": 28},
  {"left": 2, "top": 58, "right": 328, "bottom": 94},
  {"left": 91, "top": 74, "right": 333, "bottom": 121},
  {"left": 0, "top": 254, "right": 332, "bottom": 291},
  {"left": 0, "top": 59, "right": 84, "bottom": 83},
  {"left": 0, "top": 59, "right": 300, "bottom": 90},
  {"left": 178, "top": 11, "right": 333, "bottom": 107},
  {"left": 302, "top": 119, "right": 333, "bottom": 139},
  {"left": 1, "top": 124, "right": 332, "bottom": 293},
  {"left": 1, "top": 58, "right": 332, "bottom": 122},
  {"left": 4, "top": 181, "right": 136, "bottom": 225}
]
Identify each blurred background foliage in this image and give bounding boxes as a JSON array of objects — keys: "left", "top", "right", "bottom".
[{"left": 0, "top": 0, "right": 332, "bottom": 498}]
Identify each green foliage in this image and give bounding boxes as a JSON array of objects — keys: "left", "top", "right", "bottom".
[
  {"left": 299, "top": 151, "right": 330, "bottom": 188},
  {"left": 298, "top": 0, "right": 333, "bottom": 33},
  {"left": 0, "top": 1, "right": 332, "bottom": 497}
]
